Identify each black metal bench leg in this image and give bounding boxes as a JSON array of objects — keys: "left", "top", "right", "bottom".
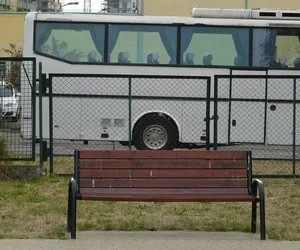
[
  {"left": 260, "top": 198, "right": 266, "bottom": 240},
  {"left": 69, "top": 178, "right": 77, "bottom": 239},
  {"left": 67, "top": 180, "right": 72, "bottom": 232},
  {"left": 71, "top": 198, "right": 77, "bottom": 239},
  {"left": 251, "top": 201, "right": 257, "bottom": 233}
]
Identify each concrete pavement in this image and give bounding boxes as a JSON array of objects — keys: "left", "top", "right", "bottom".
[{"left": 1, "top": 231, "right": 300, "bottom": 250}]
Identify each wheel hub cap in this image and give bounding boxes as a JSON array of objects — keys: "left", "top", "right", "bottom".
[{"left": 143, "top": 125, "right": 168, "bottom": 149}]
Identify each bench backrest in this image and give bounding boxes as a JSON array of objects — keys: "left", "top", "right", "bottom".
[{"left": 74, "top": 150, "right": 252, "bottom": 193}]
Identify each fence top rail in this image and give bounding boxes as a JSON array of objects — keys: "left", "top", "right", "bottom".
[
  {"left": 48, "top": 73, "right": 211, "bottom": 80},
  {"left": 215, "top": 74, "right": 300, "bottom": 79}
]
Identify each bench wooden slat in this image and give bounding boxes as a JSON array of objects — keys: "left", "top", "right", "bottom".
[
  {"left": 79, "top": 188, "right": 256, "bottom": 202},
  {"left": 79, "top": 179, "right": 248, "bottom": 188},
  {"left": 79, "top": 159, "right": 247, "bottom": 169},
  {"left": 79, "top": 169, "right": 247, "bottom": 179},
  {"left": 79, "top": 150, "right": 247, "bottom": 160}
]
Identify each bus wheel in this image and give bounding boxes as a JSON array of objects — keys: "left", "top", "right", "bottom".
[{"left": 133, "top": 115, "right": 178, "bottom": 150}]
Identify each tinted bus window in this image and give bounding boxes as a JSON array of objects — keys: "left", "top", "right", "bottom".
[
  {"left": 253, "top": 28, "right": 300, "bottom": 68},
  {"left": 108, "top": 24, "right": 177, "bottom": 65},
  {"left": 35, "top": 22, "right": 105, "bottom": 63},
  {"left": 181, "top": 26, "right": 250, "bottom": 67}
]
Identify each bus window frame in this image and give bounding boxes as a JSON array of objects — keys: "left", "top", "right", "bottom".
[{"left": 32, "top": 20, "right": 300, "bottom": 71}]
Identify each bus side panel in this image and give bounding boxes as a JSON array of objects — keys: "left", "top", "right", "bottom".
[
  {"left": 181, "top": 101, "right": 207, "bottom": 143},
  {"left": 211, "top": 77, "right": 231, "bottom": 145},
  {"left": 231, "top": 77, "right": 266, "bottom": 99},
  {"left": 179, "top": 78, "right": 210, "bottom": 143},
  {"left": 131, "top": 77, "right": 204, "bottom": 144},
  {"left": 35, "top": 96, "right": 50, "bottom": 139},
  {"left": 267, "top": 78, "right": 293, "bottom": 101},
  {"left": 209, "top": 101, "right": 230, "bottom": 145},
  {"left": 81, "top": 98, "right": 129, "bottom": 141},
  {"left": 52, "top": 97, "right": 82, "bottom": 140},
  {"left": 50, "top": 76, "right": 129, "bottom": 141}
]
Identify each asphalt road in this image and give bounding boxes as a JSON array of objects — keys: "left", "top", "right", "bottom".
[{"left": 1, "top": 125, "right": 300, "bottom": 160}]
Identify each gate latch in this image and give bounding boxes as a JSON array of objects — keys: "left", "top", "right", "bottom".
[{"left": 204, "top": 115, "right": 219, "bottom": 122}]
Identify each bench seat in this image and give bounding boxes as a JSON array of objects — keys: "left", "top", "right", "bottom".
[{"left": 79, "top": 188, "right": 258, "bottom": 202}]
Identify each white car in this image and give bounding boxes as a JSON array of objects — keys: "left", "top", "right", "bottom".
[{"left": 0, "top": 82, "right": 21, "bottom": 122}]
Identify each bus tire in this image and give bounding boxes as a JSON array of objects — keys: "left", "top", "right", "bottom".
[{"left": 133, "top": 115, "right": 178, "bottom": 150}]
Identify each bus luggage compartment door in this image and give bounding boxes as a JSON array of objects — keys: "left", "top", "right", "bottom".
[
  {"left": 266, "top": 77, "right": 297, "bottom": 145},
  {"left": 230, "top": 101, "right": 265, "bottom": 143},
  {"left": 266, "top": 103, "right": 294, "bottom": 145},
  {"left": 229, "top": 77, "right": 266, "bottom": 144}
]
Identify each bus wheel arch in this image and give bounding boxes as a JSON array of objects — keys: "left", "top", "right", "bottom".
[{"left": 132, "top": 112, "right": 179, "bottom": 150}]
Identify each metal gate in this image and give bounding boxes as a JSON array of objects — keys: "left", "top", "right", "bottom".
[
  {"left": 0, "top": 57, "right": 36, "bottom": 161},
  {"left": 47, "top": 74, "right": 211, "bottom": 174},
  {"left": 213, "top": 75, "right": 300, "bottom": 177}
]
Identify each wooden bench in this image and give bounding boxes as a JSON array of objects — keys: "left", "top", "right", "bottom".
[{"left": 67, "top": 150, "right": 266, "bottom": 240}]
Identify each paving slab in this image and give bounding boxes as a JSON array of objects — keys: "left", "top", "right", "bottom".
[{"left": 1, "top": 231, "right": 300, "bottom": 250}]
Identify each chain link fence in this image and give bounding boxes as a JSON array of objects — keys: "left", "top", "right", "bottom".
[
  {"left": 44, "top": 73, "right": 300, "bottom": 177},
  {"left": 214, "top": 75, "right": 300, "bottom": 177},
  {"left": 48, "top": 74, "right": 210, "bottom": 175},
  {"left": 0, "top": 57, "right": 36, "bottom": 161}
]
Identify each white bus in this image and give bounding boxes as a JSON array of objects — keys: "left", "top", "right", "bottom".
[{"left": 21, "top": 8, "right": 300, "bottom": 150}]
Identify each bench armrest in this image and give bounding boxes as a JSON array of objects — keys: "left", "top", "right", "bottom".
[
  {"left": 251, "top": 179, "right": 266, "bottom": 239},
  {"left": 252, "top": 179, "right": 265, "bottom": 202}
]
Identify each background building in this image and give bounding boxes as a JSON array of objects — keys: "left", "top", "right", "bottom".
[
  {"left": 37, "top": 0, "right": 61, "bottom": 11},
  {"left": 142, "top": 0, "right": 300, "bottom": 16},
  {"left": 0, "top": 0, "right": 61, "bottom": 11},
  {"left": 36, "top": 0, "right": 60, "bottom": 11},
  {"left": 0, "top": 13, "right": 25, "bottom": 56},
  {"left": 102, "top": 0, "right": 137, "bottom": 13},
  {"left": 0, "top": 0, "right": 36, "bottom": 11}
]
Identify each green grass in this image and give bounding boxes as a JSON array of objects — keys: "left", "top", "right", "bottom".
[
  {"left": 253, "top": 160, "right": 299, "bottom": 176},
  {"left": 1, "top": 176, "right": 300, "bottom": 240}
]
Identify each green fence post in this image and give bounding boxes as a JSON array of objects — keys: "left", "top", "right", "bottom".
[
  {"left": 49, "top": 76, "right": 53, "bottom": 174},
  {"left": 206, "top": 77, "right": 211, "bottom": 150},
  {"left": 293, "top": 78, "right": 297, "bottom": 177},
  {"left": 39, "top": 62, "right": 43, "bottom": 166},
  {"left": 128, "top": 77, "right": 132, "bottom": 150},
  {"left": 32, "top": 59, "right": 36, "bottom": 160},
  {"left": 213, "top": 76, "right": 218, "bottom": 150}
]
